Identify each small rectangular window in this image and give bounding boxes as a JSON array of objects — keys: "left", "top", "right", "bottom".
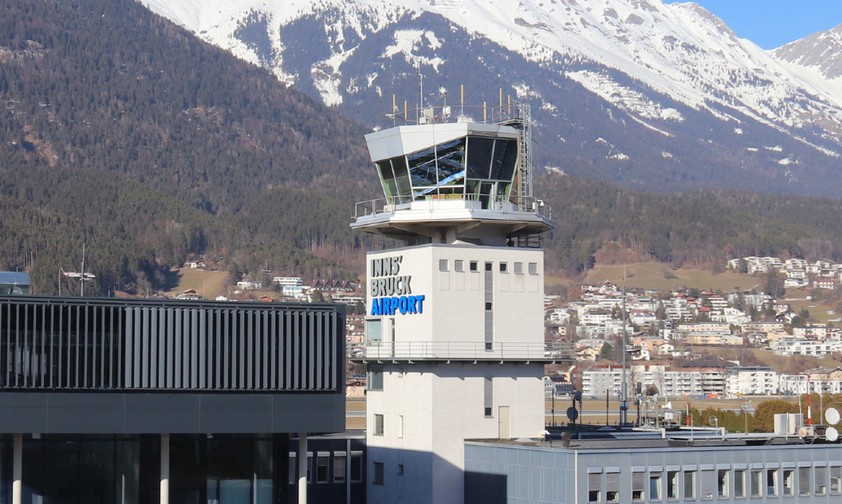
[
  {"left": 734, "top": 469, "right": 746, "bottom": 498},
  {"left": 374, "top": 414, "right": 384, "bottom": 436},
  {"left": 767, "top": 469, "right": 778, "bottom": 497},
  {"left": 373, "top": 462, "right": 384, "bottom": 485},
  {"left": 334, "top": 453, "right": 346, "bottom": 483},
  {"left": 398, "top": 415, "right": 404, "bottom": 439},
  {"left": 799, "top": 467, "right": 811, "bottom": 496},
  {"left": 398, "top": 464, "right": 404, "bottom": 476},
  {"left": 831, "top": 465, "right": 841, "bottom": 495},
  {"left": 717, "top": 469, "right": 729, "bottom": 498},
  {"left": 499, "top": 262, "right": 508, "bottom": 273},
  {"left": 288, "top": 453, "right": 297, "bottom": 484},
  {"left": 588, "top": 473, "right": 601, "bottom": 503},
  {"left": 485, "top": 262, "right": 492, "bottom": 271},
  {"left": 368, "top": 369, "right": 383, "bottom": 391},
  {"left": 439, "top": 259, "right": 449, "bottom": 272},
  {"left": 649, "top": 473, "right": 662, "bottom": 501},
  {"left": 606, "top": 472, "right": 619, "bottom": 503},
  {"left": 528, "top": 262, "right": 538, "bottom": 275},
  {"left": 351, "top": 452, "right": 363, "bottom": 482},
  {"left": 751, "top": 470, "right": 763, "bottom": 497},
  {"left": 816, "top": 466, "right": 827, "bottom": 495},
  {"left": 632, "top": 472, "right": 645, "bottom": 501},
  {"left": 316, "top": 453, "right": 329, "bottom": 483},
  {"left": 684, "top": 471, "right": 696, "bottom": 499},
  {"left": 470, "top": 261, "right": 478, "bottom": 272},
  {"left": 514, "top": 262, "right": 523, "bottom": 274},
  {"left": 455, "top": 260, "right": 464, "bottom": 272},
  {"left": 667, "top": 471, "right": 679, "bottom": 500},
  {"left": 783, "top": 469, "right": 794, "bottom": 496},
  {"left": 484, "top": 377, "right": 493, "bottom": 417}
]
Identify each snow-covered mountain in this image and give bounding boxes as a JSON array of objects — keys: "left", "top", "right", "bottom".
[{"left": 139, "top": 0, "right": 842, "bottom": 197}]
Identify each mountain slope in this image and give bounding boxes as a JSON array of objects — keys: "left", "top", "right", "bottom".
[
  {"left": 0, "top": 0, "right": 372, "bottom": 294},
  {"left": 140, "top": 0, "right": 842, "bottom": 197}
]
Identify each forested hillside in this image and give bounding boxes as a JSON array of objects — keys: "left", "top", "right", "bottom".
[
  {"left": 0, "top": 0, "right": 373, "bottom": 294},
  {"left": 2, "top": 0, "right": 842, "bottom": 296}
]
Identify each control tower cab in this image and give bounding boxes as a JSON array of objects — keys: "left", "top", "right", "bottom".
[{"left": 352, "top": 106, "right": 552, "bottom": 246}]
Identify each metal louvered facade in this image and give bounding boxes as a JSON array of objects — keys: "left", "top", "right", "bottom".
[{"left": 0, "top": 296, "right": 346, "bottom": 434}]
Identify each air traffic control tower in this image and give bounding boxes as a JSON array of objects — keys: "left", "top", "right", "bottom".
[{"left": 352, "top": 102, "right": 556, "bottom": 504}]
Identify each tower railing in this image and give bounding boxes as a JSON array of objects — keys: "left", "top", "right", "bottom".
[
  {"left": 353, "top": 194, "right": 551, "bottom": 221},
  {"left": 354, "top": 341, "right": 574, "bottom": 363}
]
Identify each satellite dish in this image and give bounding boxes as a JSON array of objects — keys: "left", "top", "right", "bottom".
[
  {"left": 826, "top": 407, "right": 840, "bottom": 426},
  {"left": 827, "top": 426, "right": 839, "bottom": 442}
]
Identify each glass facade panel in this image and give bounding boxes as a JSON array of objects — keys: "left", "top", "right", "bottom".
[
  {"left": 466, "top": 137, "right": 494, "bottom": 179},
  {"left": 408, "top": 146, "right": 438, "bottom": 188},
  {"left": 391, "top": 156, "right": 412, "bottom": 203},
  {"left": 376, "top": 160, "right": 397, "bottom": 202},
  {"left": 490, "top": 139, "right": 517, "bottom": 183},
  {"left": 436, "top": 138, "right": 466, "bottom": 188}
]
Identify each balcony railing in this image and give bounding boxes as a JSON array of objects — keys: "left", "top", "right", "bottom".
[
  {"left": 352, "top": 341, "right": 574, "bottom": 363},
  {"left": 353, "top": 194, "right": 551, "bottom": 222}
]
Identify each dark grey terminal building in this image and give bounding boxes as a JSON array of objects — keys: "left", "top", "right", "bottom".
[{"left": 0, "top": 295, "right": 351, "bottom": 504}]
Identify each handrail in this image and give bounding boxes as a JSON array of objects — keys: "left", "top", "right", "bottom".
[
  {"left": 355, "top": 341, "right": 574, "bottom": 361},
  {"left": 353, "top": 195, "right": 551, "bottom": 221}
]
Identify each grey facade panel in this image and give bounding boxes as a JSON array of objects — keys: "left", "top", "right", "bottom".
[{"left": 0, "top": 391, "right": 344, "bottom": 434}]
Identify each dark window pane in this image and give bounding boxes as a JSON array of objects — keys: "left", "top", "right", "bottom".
[
  {"left": 391, "top": 156, "right": 412, "bottom": 203},
  {"left": 490, "top": 139, "right": 518, "bottom": 182},
  {"left": 466, "top": 137, "right": 494, "bottom": 179},
  {"left": 376, "top": 160, "right": 396, "bottom": 200}
]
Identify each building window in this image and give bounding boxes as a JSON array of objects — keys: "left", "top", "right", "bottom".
[
  {"left": 366, "top": 319, "right": 382, "bottom": 346},
  {"left": 700, "top": 469, "right": 714, "bottom": 500},
  {"left": 799, "top": 467, "right": 811, "bottom": 496},
  {"left": 632, "top": 472, "right": 645, "bottom": 501},
  {"left": 288, "top": 453, "right": 297, "bottom": 484},
  {"left": 455, "top": 260, "right": 464, "bottom": 272},
  {"left": 734, "top": 469, "right": 746, "bottom": 498},
  {"left": 374, "top": 414, "right": 384, "bottom": 436},
  {"left": 717, "top": 469, "right": 729, "bottom": 498},
  {"left": 470, "top": 261, "right": 478, "bottom": 272},
  {"left": 398, "top": 464, "right": 404, "bottom": 476},
  {"left": 830, "top": 465, "right": 841, "bottom": 495},
  {"left": 485, "top": 262, "right": 492, "bottom": 272},
  {"left": 439, "top": 259, "right": 448, "bottom": 272},
  {"left": 499, "top": 262, "right": 508, "bottom": 273},
  {"left": 588, "top": 473, "right": 601, "bottom": 503},
  {"left": 683, "top": 471, "right": 696, "bottom": 500},
  {"left": 649, "top": 473, "right": 662, "bottom": 501},
  {"left": 373, "top": 462, "right": 384, "bottom": 486},
  {"left": 514, "top": 262, "right": 523, "bottom": 274},
  {"left": 351, "top": 452, "right": 363, "bottom": 482},
  {"left": 398, "top": 415, "right": 404, "bottom": 439},
  {"left": 816, "top": 466, "right": 827, "bottom": 495},
  {"left": 667, "top": 471, "right": 679, "bottom": 500},
  {"left": 368, "top": 369, "right": 383, "bottom": 391},
  {"left": 307, "top": 453, "right": 313, "bottom": 483},
  {"left": 528, "top": 262, "right": 538, "bottom": 275},
  {"left": 334, "top": 453, "right": 346, "bottom": 483},
  {"left": 783, "top": 469, "right": 795, "bottom": 496},
  {"left": 767, "top": 469, "right": 778, "bottom": 496},
  {"left": 606, "top": 472, "right": 619, "bottom": 503},
  {"left": 484, "top": 377, "right": 493, "bottom": 417},
  {"left": 751, "top": 470, "right": 763, "bottom": 497},
  {"left": 316, "top": 453, "right": 330, "bottom": 483}
]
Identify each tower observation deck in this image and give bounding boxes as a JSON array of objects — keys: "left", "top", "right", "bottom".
[{"left": 352, "top": 102, "right": 552, "bottom": 247}]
